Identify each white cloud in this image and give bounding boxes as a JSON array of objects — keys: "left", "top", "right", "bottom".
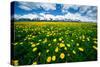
[
  {"left": 13, "top": 14, "right": 21, "bottom": 20},
  {"left": 62, "top": 4, "right": 97, "bottom": 22},
  {"left": 63, "top": 5, "right": 79, "bottom": 10},
  {"left": 13, "top": 14, "right": 39, "bottom": 20},
  {"left": 62, "top": 5, "right": 79, "bottom": 13},
  {"left": 13, "top": 12, "right": 96, "bottom": 22},
  {"left": 18, "top": 5, "right": 32, "bottom": 11},
  {"left": 86, "top": 7, "right": 97, "bottom": 19},
  {"left": 64, "top": 13, "right": 96, "bottom": 22},
  {"left": 20, "top": 14, "right": 39, "bottom": 20},
  {"left": 18, "top": 2, "right": 56, "bottom": 11},
  {"left": 79, "top": 6, "right": 90, "bottom": 14}
]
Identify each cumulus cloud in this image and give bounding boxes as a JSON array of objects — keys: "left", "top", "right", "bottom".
[
  {"left": 62, "top": 5, "right": 80, "bottom": 13},
  {"left": 18, "top": 5, "right": 32, "bottom": 11},
  {"left": 20, "top": 14, "right": 39, "bottom": 20},
  {"left": 13, "top": 14, "right": 21, "bottom": 20},
  {"left": 62, "top": 4, "right": 97, "bottom": 22},
  {"left": 64, "top": 13, "right": 96, "bottom": 22},
  {"left": 13, "top": 2, "right": 97, "bottom": 22},
  {"left": 13, "top": 12, "right": 96, "bottom": 22},
  {"left": 13, "top": 14, "right": 39, "bottom": 20},
  {"left": 18, "top": 2, "right": 56, "bottom": 11}
]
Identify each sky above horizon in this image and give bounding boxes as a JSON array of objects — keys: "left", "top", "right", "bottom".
[{"left": 12, "top": 1, "right": 97, "bottom": 22}]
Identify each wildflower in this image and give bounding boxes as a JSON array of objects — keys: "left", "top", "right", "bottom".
[
  {"left": 48, "top": 44, "right": 51, "bottom": 46},
  {"left": 71, "top": 40, "right": 74, "bottom": 42},
  {"left": 38, "top": 52, "right": 41, "bottom": 56},
  {"left": 46, "top": 49, "right": 49, "bottom": 53},
  {"left": 32, "top": 36, "right": 35, "bottom": 38},
  {"left": 55, "top": 47, "right": 59, "bottom": 52},
  {"left": 12, "top": 60, "right": 19, "bottom": 66},
  {"left": 43, "top": 38, "right": 47, "bottom": 43},
  {"left": 87, "top": 37, "right": 90, "bottom": 41},
  {"left": 82, "top": 35, "right": 85, "bottom": 39},
  {"left": 62, "top": 41, "right": 64, "bottom": 43},
  {"left": 72, "top": 50, "right": 76, "bottom": 54},
  {"left": 76, "top": 43, "right": 79, "bottom": 46},
  {"left": 67, "top": 53, "right": 70, "bottom": 56},
  {"left": 93, "top": 45, "right": 97, "bottom": 50},
  {"left": 46, "top": 35, "right": 49, "bottom": 37},
  {"left": 82, "top": 39, "right": 85, "bottom": 42},
  {"left": 64, "top": 47, "right": 67, "bottom": 51},
  {"left": 60, "top": 53, "right": 65, "bottom": 59},
  {"left": 78, "top": 47, "right": 84, "bottom": 52},
  {"left": 14, "top": 42, "right": 18, "bottom": 45},
  {"left": 33, "top": 61, "right": 37, "bottom": 64},
  {"left": 36, "top": 43, "right": 39, "bottom": 45},
  {"left": 20, "top": 42, "right": 23, "bottom": 45},
  {"left": 67, "top": 44, "right": 71, "bottom": 47},
  {"left": 53, "top": 39, "right": 57, "bottom": 42},
  {"left": 52, "top": 56, "right": 56, "bottom": 61},
  {"left": 33, "top": 47, "right": 37, "bottom": 52},
  {"left": 59, "top": 38, "right": 62, "bottom": 41},
  {"left": 94, "top": 41, "right": 97, "bottom": 44},
  {"left": 31, "top": 44, "right": 35, "bottom": 47},
  {"left": 59, "top": 43, "right": 65, "bottom": 48},
  {"left": 93, "top": 38, "right": 97, "bottom": 40},
  {"left": 28, "top": 37, "right": 31, "bottom": 40},
  {"left": 47, "top": 56, "right": 51, "bottom": 62},
  {"left": 39, "top": 39, "right": 42, "bottom": 42}
]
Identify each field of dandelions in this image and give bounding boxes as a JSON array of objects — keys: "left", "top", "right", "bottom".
[{"left": 11, "top": 22, "right": 97, "bottom": 65}]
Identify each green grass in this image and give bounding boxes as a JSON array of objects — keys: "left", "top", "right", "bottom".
[{"left": 11, "top": 22, "right": 97, "bottom": 65}]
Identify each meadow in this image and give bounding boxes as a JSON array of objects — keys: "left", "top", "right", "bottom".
[{"left": 11, "top": 22, "right": 97, "bottom": 65}]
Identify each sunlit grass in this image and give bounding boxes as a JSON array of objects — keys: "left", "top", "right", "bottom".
[{"left": 12, "top": 21, "right": 97, "bottom": 65}]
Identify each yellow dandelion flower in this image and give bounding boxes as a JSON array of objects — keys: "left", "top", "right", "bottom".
[
  {"left": 76, "top": 43, "right": 79, "bottom": 46},
  {"left": 46, "top": 49, "right": 49, "bottom": 53},
  {"left": 93, "top": 45, "right": 97, "bottom": 50},
  {"left": 20, "top": 42, "right": 23, "bottom": 45},
  {"left": 67, "top": 44, "right": 71, "bottom": 47},
  {"left": 62, "top": 41, "right": 64, "bottom": 43},
  {"left": 46, "top": 35, "right": 49, "bottom": 37},
  {"left": 59, "top": 43, "right": 65, "bottom": 48},
  {"left": 78, "top": 47, "right": 84, "bottom": 52},
  {"left": 33, "top": 61, "right": 37, "bottom": 64},
  {"left": 36, "top": 43, "right": 40, "bottom": 45},
  {"left": 53, "top": 39, "right": 57, "bottom": 42},
  {"left": 38, "top": 52, "right": 41, "bottom": 56},
  {"left": 12, "top": 60, "right": 19, "bottom": 66},
  {"left": 39, "top": 39, "right": 42, "bottom": 42},
  {"left": 71, "top": 40, "right": 74, "bottom": 42},
  {"left": 94, "top": 41, "right": 97, "bottom": 44},
  {"left": 31, "top": 44, "right": 35, "bottom": 47},
  {"left": 59, "top": 38, "right": 62, "bottom": 41},
  {"left": 87, "top": 37, "right": 90, "bottom": 41},
  {"left": 28, "top": 37, "right": 31, "bottom": 40},
  {"left": 48, "top": 44, "right": 51, "bottom": 46},
  {"left": 67, "top": 53, "right": 70, "bottom": 56},
  {"left": 52, "top": 56, "right": 56, "bottom": 61},
  {"left": 43, "top": 38, "right": 47, "bottom": 43},
  {"left": 33, "top": 47, "right": 37, "bottom": 52},
  {"left": 32, "top": 36, "right": 35, "bottom": 38},
  {"left": 93, "top": 38, "right": 97, "bottom": 40},
  {"left": 14, "top": 42, "right": 18, "bottom": 45},
  {"left": 82, "top": 39, "right": 85, "bottom": 42},
  {"left": 82, "top": 35, "right": 85, "bottom": 39},
  {"left": 72, "top": 50, "right": 76, "bottom": 54},
  {"left": 55, "top": 47, "right": 59, "bottom": 52},
  {"left": 60, "top": 53, "right": 65, "bottom": 59},
  {"left": 64, "top": 47, "right": 67, "bottom": 51},
  {"left": 47, "top": 56, "right": 51, "bottom": 62}
]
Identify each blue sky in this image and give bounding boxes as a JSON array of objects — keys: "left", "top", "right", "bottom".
[{"left": 12, "top": 1, "right": 97, "bottom": 22}]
